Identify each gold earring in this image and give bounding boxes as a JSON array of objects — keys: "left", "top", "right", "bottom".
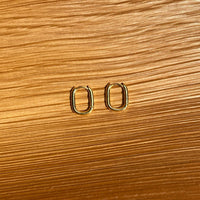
[
  {"left": 70, "top": 86, "right": 94, "bottom": 115},
  {"left": 105, "top": 83, "right": 128, "bottom": 111}
]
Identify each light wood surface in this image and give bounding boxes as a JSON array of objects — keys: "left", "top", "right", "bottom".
[{"left": 0, "top": 0, "right": 200, "bottom": 199}]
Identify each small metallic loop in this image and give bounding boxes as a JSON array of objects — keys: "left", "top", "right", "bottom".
[
  {"left": 105, "top": 83, "right": 128, "bottom": 111},
  {"left": 71, "top": 86, "right": 94, "bottom": 115}
]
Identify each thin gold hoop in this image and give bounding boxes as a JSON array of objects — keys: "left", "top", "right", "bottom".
[
  {"left": 70, "top": 86, "right": 94, "bottom": 115},
  {"left": 105, "top": 83, "right": 128, "bottom": 111}
]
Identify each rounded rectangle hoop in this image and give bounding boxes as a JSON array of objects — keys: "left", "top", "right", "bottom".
[
  {"left": 71, "top": 86, "right": 94, "bottom": 115},
  {"left": 105, "top": 83, "right": 129, "bottom": 111}
]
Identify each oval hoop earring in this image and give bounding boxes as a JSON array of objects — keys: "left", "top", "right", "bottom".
[
  {"left": 105, "top": 83, "right": 129, "bottom": 111},
  {"left": 70, "top": 86, "right": 94, "bottom": 115}
]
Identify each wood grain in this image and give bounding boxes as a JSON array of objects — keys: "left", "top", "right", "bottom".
[{"left": 0, "top": 0, "right": 200, "bottom": 199}]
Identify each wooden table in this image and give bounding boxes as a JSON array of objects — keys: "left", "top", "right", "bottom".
[{"left": 0, "top": 0, "right": 200, "bottom": 199}]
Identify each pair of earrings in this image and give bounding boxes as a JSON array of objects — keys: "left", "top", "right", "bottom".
[{"left": 70, "top": 83, "right": 128, "bottom": 115}]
